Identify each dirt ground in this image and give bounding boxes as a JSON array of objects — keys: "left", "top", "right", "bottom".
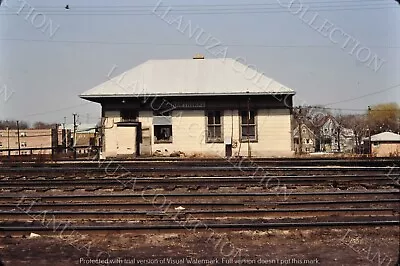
[{"left": 1, "top": 226, "right": 399, "bottom": 266}]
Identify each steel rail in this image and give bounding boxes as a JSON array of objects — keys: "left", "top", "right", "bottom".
[
  {"left": 1, "top": 220, "right": 399, "bottom": 233},
  {"left": 0, "top": 177, "right": 396, "bottom": 186},
  {"left": 1, "top": 190, "right": 398, "bottom": 200},
  {"left": 0, "top": 166, "right": 399, "bottom": 173},
  {"left": 1, "top": 157, "right": 399, "bottom": 167},
  {"left": 1, "top": 207, "right": 397, "bottom": 216},
  {"left": 3, "top": 173, "right": 399, "bottom": 180},
  {"left": 3, "top": 198, "right": 398, "bottom": 209}
]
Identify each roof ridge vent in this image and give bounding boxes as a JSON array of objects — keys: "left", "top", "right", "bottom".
[{"left": 193, "top": 54, "right": 205, "bottom": 59}]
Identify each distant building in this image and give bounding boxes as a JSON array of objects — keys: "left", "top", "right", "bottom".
[
  {"left": 80, "top": 57, "right": 296, "bottom": 158},
  {"left": 64, "top": 124, "right": 98, "bottom": 154},
  {"left": 370, "top": 132, "right": 400, "bottom": 157},
  {"left": 0, "top": 128, "right": 59, "bottom": 156}
]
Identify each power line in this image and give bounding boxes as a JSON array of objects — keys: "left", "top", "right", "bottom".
[
  {"left": 7, "top": 3, "right": 397, "bottom": 10},
  {"left": 323, "top": 84, "right": 400, "bottom": 106},
  {"left": 24, "top": 103, "right": 91, "bottom": 118},
  {"left": 1, "top": 5, "right": 398, "bottom": 16},
  {"left": 25, "top": 0, "right": 398, "bottom": 9},
  {"left": 299, "top": 106, "right": 399, "bottom": 112},
  {"left": 1, "top": 38, "right": 399, "bottom": 49}
]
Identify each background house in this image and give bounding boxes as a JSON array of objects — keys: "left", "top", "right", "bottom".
[
  {"left": 318, "top": 116, "right": 355, "bottom": 153},
  {"left": 293, "top": 123, "right": 316, "bottom": 154},
  {"left": 80, "top": 57, "right": 296, "bottom": 158}
]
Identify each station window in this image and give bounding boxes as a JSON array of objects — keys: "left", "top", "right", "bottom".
[
  {"left": 240, "top": 110, "right": 257, "bottom": 141},
  {"left": 206, "top": 111, "right": 222, "bottom": 142},
  {"left": 154, "top": 125, "right": 172, "bottom": 143},
  {"left": 153, "top": 110, "right": 172, "bottom": 116},
  {"left": 121, "top": 110, "right": 138, "bottom": 122}
]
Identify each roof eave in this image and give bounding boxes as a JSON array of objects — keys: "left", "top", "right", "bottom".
[{"left": 80, "top": 91, "right": 296, "bottom": 99}]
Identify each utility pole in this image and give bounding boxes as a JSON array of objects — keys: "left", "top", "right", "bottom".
[
  {"left": 337, "top": 127, "right": 341, "bottom": 152},
  {"left": 73, "top": 113, "right": 77, "bottom": 159},
  {"left": 247, "top": 98, "right": 251, "bottom": 158},
  {"left": 16, "top": 121, "right": 21, "bottom": 155},
  {"left": 297, "top": 108, "right": 303, "bottom": 155},
  {"left": 367, "top": 106, "right": 372, "bottom": 156},
  {"left": 63, "top": 116, "right": 67, "bottom": 153},
  {"left": 6, "top": 127, "right": 10, "bottom": 157}
]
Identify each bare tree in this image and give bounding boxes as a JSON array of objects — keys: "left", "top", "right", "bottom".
[
  {"left": 32, "top": 121, "right": 57, "bottom": 129},
  {"left": 0, "top": 120, "right": 29, "bottom": 130},
  {"left": 367, "top": 103, "right": 400, "bottom": 134}
]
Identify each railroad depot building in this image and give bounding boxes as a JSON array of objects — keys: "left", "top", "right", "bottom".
[{"left": 80, "top": 57, "right": 295, "bottom": 158}]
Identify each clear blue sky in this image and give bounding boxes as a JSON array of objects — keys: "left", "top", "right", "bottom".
[{"left": 0, "top": 0, "right": 399, "bottom": 124}]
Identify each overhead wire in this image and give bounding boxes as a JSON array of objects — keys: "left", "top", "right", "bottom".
[
  {"left": 1, "top": 38, "right": 399, "bottom": 49},
  {"left": 298, "top": 106, "right": 399, "bottom": 112},
  {"left": 0, "top": 2, "right": 399, "bottom": 15},
  {"left": 323, "top": 84, "right": 400, "bottom": 106},
  {"left": 1, "top": 1, "right": 397, "bottom": 117},
  {"left": 23, "top": 103, "right": 91, "bottom": 118},
  {"left": 27, "top": 0, "right": 400, "bottom": 9}
]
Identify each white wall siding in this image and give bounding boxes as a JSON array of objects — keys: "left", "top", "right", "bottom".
[
  {"left": 103, "top": 111, "right": 121, "bottom": 157},
  {"left": 132, "top": 109, "right": 293, "bottom": 157}
]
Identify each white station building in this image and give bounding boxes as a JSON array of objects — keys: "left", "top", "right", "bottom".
[{"left": 80, "top": 56, "right": 296, "bottom": 158}]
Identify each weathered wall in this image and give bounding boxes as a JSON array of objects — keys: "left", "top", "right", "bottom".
[{"left": 372, "top": 142, "right": 400, "bottom": 157}]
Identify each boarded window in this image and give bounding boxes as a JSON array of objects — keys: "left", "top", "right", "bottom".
[
  {"left": 207, "top": 111, "right": 222, "bottom": 142},
  {"left": 153, "top": 110, "right": 172, "bottom": 116},
  {"left": 121, "top": 110, "right": 138, "bottom": 122},
  {"left": 240, "top": 110, "right": 257, "bottom": 141}
]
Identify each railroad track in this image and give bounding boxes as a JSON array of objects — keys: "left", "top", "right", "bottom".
[
  {"left": 1, "top": 157, "right": 399, "bottom": 167},
  {"left": 3, "top": 198, "right": 398, "bottom": 211},
  {"left": 0, "top": 175, "right": 399, "bottom": 191},
  {"left": 1, "top": 207, "right": 398, "bottom": 220},
  {"left": 0, "top": 166, "right": 399, "bottom": 176},
  {"left": 1, "top": 189, "right": 398, "bottom": 234},
  {"left": 0, "top": 160, "right": 398, "bottom": 235},
  {"left": 1, "top": 220, "right": 399, "bottom": 235},
  {"left": 1, "top": 190, "right": 398, "bottom": 202},
  {"left": 1, "top": 173, "right": 398, "bottom": 180}
]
